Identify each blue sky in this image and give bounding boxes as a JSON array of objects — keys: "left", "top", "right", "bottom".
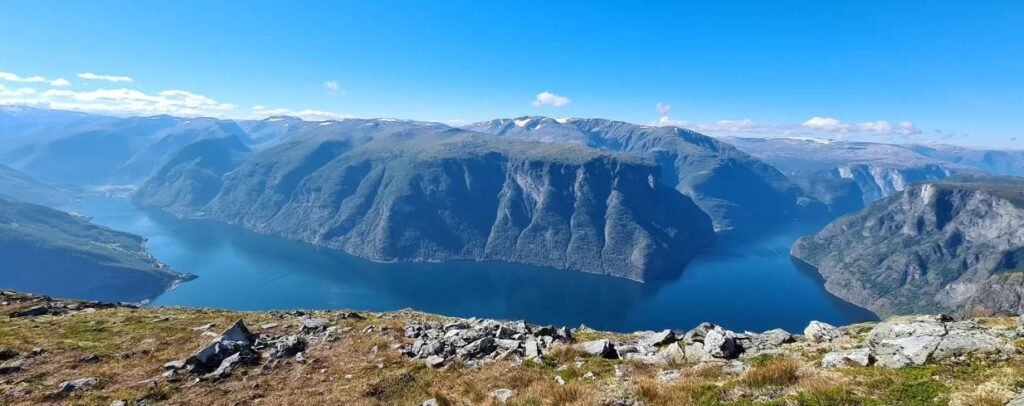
[{"left": 1, "top": 1, "right": 1022, "bottom": 147}]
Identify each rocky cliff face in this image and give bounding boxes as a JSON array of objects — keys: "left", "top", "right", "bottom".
[
  {"left": 138, "top": 127, "right": 716, "bottom": 281},
  {"left": 792, "top": 179, "right": 1024, "bottom": 317},
  {"left": 468, "top": 118, "right": 820, "bottom": 232}
]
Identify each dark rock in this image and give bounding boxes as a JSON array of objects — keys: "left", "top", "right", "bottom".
[
  {"left": 0, "top": 360, "right": 24, "bottom": 375},
  {"left": 10, "top": 305, "right": 49, "bottom": 318},
  {"left": 684, "top": 322, "right": 716, "bottom": 343},
  {"left": 79, "top": 354, "right": 101, "bottom": 364},
  {"left": 269, "top": 336, "right": 307, "bottom": 359},
  {"left": 57, "top": 377, "right": 99, "bottom": 394},
  {"left": 0, "top": 348, "right": 17, "bottom": 361}
]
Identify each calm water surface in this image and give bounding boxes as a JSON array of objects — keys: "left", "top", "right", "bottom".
[{"left": 64, "top": 197, "right": 876, "bottom": 333}]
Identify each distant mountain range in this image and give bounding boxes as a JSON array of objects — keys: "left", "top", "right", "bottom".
[
  {"left": 4, "top": 106, "right": 1024, "bottom": 284},
  {"left": 724, "top": 136, "right": 1024, "bottom": 215}
]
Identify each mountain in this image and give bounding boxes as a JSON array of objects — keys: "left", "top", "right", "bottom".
[
  {"left": 908, "top": 143, "right": 1024, "bottom": 176},
  {"left": 791, "top": 176, "right": 1024, "bottom": 317},
  {"left": 0, "top": 108, "right": 252, "bottom": 185},
  {"left": 134, "top": 135, "right": 251, "bottom": 214},
  {"left": 467, "top": 117, "right": 819, "bottom": 232},
  {"left": 0, "top": 163, "right": 78, "bottom": 206},
  {"left": 138, "top": 122, "right": 716, "bottom": 281},
  {"left": 0, "top": 197, "right": 192, "bottom": 302},
  {"left": 723, "top": 136, "right": 969, "bottom": 215}
]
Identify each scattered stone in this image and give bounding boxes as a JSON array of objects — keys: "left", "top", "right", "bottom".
[
  {"left": 803, "top": 321, "right": 842, "bottom": 343},
  {"left": 0, "top": 360, "right": 24, "bottom": 375},
  {"left": 425, "top": 355, "right": 446, "bottom": 368},
  {"left": 420, "top": 399, "right": 439, "bottom": 406},
  {"left": 580, "top": 339, "right": 618, "bottom": 359},
  {"left": 79, "top": 354, "right": 101, "bottom": 364},
  {"left": 0, "top": 348, "right": 17, "bottom": 361},
  {"left": 684, "top": 322, "right": 716, "bottom": 343},
  {"left": 192, "top": 323, "right": 216, "bottom": 331},
  {"left": 185, "top": 320, "right": 259, "bottom": 374},
  {"left": 639, "top": 329, "right": 677, "bottom": 348},
  {"left": 656, "top": 370, "right": 681, "bottom": 382},
  {"left": 490, "top": 388, "right": 515, "bottom": 404},
  {"left": 295, "top": 352, "right": 307, "bottom": 363},
  {"left": 299, "top": 317, "right": 328, "bottom": 333},
  {"left": 554, "top": 375, "right": 566, "bottom": 385},
  {"left": 57, "top": 377, "right": 99, "bottom": 394},
  {"left": 30, "top": 348, "right": 44, "bottom": 357},
  {"left": 10, "top": 305, "right": 50, "bottom": 318},
  {"left": 583, "top": 371, "right": 596, "bottom": 380},
  {"left": 260, "top": 323, "right": 279, "bottom": 330},
  {"left": 821, "top": 348, "right": 874, "bottom": 368},
  {"left": 111, "top": 401, "right": 128, "bottom": 406},
  {"left": 163, "top": 360, "right": 186, "bottom": 370},
  {"left": 269, "top": 335, "right": 307, "bottom": 359},
  {"left": 703, "top": 326, "right": 740, "bottom": 358}
]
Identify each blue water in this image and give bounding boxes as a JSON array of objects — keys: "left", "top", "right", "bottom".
[{"left": 63, "top": 197, "right": 876, "bottom": 333}]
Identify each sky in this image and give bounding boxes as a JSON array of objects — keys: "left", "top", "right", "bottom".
[{"left": 1, "top": 1, "right": 1022, "bottom": 148}]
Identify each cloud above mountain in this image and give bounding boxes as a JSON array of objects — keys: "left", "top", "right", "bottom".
[{"left": 532, "top": 91, "right": 571, "bottom": 107}]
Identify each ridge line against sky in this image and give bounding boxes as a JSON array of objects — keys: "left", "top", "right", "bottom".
[{"left": 0, "top": 1, "right": 1021, "bottom": 148}]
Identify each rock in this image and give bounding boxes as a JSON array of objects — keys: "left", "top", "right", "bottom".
[
  {"left": 583, "top": 371, "right": 596, "bottom": 380},
  {"left": 10, "top": 305, "right": 49, "bottom": 318},
  {"left": 0, "top": 360, "right": 24, "bottom": 375},
  {"left": 299, "top": 317, "right": 329, "bottom": 333},
  {"left": 0, "top": 348, "right": 17, "bottom": 361},
  {"left": 524, "top": 338, "right": 542, "bottom": 360},
  {"left": 163, "top": 360, "right": 186, "bottom": 370},
  {"left": 803, "top": 321, "right": 841, "bottom": 343},
  {"left": 614, "top": 364, "right": 626, "bottom": 378},
  {"left": 57, "top": 377, "right": 99, "bottom": 394},
  {"left": 554, "top": 375, "right": 566, "bottom": 385},
  {"left": 702, "top": 327, "right": 740, "bottom": 358},
  {"left": 866, "top": 316, "right": 947, "bottom": 347},
  {"left": 79, "top": 354, "right": 101, "bottom": 364},
  {"left": 339, "top": 311, "right": 364, "bottom": 320},
  {"left": 639, "top": 330, "right": 677, "bottom": 348},
  {"left": 489, "top": 388, "right": 514, "bottom": 404},
  {"left": 684, "top": 322, "right": 716, "bottom": 343},
  {"left": 111, "top": 401, "right": 128, "bottom": 406},
  {"left": 458, "top": 337, "right": 497, "bottom": 359},
  {"left": 722, "top": 360, "right": 749, "bottom": 375},
  {"left": 192, "top": 323, "right": 215, "bottom": 331},
  {"left": 295, "top": 352, "right": 307, "bottom": 364},
  {"left": 821, "top": 348, "right": 873, "bottom": 368},
  {"left": 1008, "top": 392, "right": 1024, "bottom": 406},
  {"left": 208, "top": 350, "right": 258, "bottom": 379},
  {"left": 260, "top": 323, "right": 279, "bottom": 330},
  {"left": 656, "top": 370, "right": 681, "bottom": 382},
  {"left": 425, "top": 355, "right": 446, "bottom": 368},
  {"left": 656, "top": 342, "right": 687, "bottom": 364},
  {"left": 269, "top": 335, "right": 307, "bottom": 359},
  {"left": 420, "top": 399, "right": 439, "bottom": 406},
  {"left": 931, "top": 330, "right": 1014, "bottom": 360},
  {"left": 220, "top": 320, "right": 257, "bottom": 346},
  {"left": 580, "top": 339, "right": 618, "bottom": 359},
  {"left": 873, "top": 335, "right": 942, "bottom": 368},
  {"left": 556, "top": 326, "right": 574, "bottom": 342}
]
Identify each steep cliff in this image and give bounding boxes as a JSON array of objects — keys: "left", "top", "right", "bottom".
[
  {"left": 792, "top": 178, "right": 1024, "bottom": 317},
  {"left": 0, "top": 198, "right": 191, "bottom": 302},
  {"left": 138, "top": 126, "right": 716, "bottom": 281},
  {"left": 468, "top": 118, "right": 819, "bottom": 232}
]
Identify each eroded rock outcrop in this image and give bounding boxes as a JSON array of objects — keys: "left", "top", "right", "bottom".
[{"left": 792, "top": 178, "right": 1024, "bottom": 317}]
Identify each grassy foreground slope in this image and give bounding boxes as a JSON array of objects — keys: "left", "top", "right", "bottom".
[{"left": 0, "top": 291, "right": 1022, "bottom": 405}]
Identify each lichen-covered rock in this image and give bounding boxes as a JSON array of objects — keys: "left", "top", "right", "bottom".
[
  {"left": 821, "top": 348, "right": 873, "bottom": 368},
  {"left": 803, "top": 321, "right": 842, "bottom": 343},
  {"left": 702, "top": 327, "right": 740, "bottom": 358}
]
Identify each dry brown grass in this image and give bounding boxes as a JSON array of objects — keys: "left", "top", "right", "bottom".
[{"left": 740, "top": 357, "right": 801, "bottom": 388}]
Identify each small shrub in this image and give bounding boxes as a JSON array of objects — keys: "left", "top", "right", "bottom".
[{"left": 741, "top": 358, "right": 801, "bottom": 388}]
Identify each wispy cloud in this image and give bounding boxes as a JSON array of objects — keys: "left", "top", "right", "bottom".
[
  {"left": 25, "top": 88, "right": 237, "bottom": 116},
  {"left": 0, "top": 71, "right": 71, "bottom": 86},
  {"left": 77, "top": 72, "right": 134, "bottom": 83},
  {"left": 653, "top": 102, "right": 688, "bottom": 126},
  {"left": 532, "top": 91, "right": 571, "bottom": 107},
  {"left": 323, "top": 80, "right": 344, "bottom": 95},
  {"left": 0, "top": 84, "right": 37, "bottom": 97},
  {"left": 251, "top": 105, "right": 352, "bottom": 121}
]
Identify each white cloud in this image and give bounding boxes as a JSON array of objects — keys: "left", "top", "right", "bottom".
[
  {"left": 898, "top": 121, "right": 921, "bottom": 135},
  {"left": 801, "top": 116, "right": 850, "bottom": 132},
  {"left": 656, "top": 102, "right": 672, "bottom": 117},
  {"left": 1, "top": 87, "right": 238, "bottom": 117},
  {"left": 855, "top": 120, "right": 893, "bottom": 134},
  {"left": 77, "top": 72, "right": 134, "bottom": 83},
  {"left": 0, "top": 84, "right": 37, "bottom": 97},
  {"left": 532, "top": 91, "right": 571, "bottom": 107},
  {"left": 323, "top": 80, "right": 344, "bottom": 95},
  {"left": 0, "top": 71, "right": 71, "bottom": 86}
]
